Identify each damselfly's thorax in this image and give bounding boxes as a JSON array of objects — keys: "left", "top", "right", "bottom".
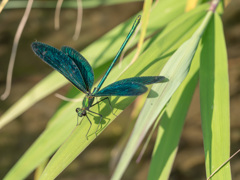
[{"left": 82, "top": 95, "right": 95, "bottom": 109}]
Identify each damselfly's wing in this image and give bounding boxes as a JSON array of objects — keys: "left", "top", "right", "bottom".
[
  {"left": 32, "top": 42, "right": 88, "bottom": 93},
  {"left": 61, "top": 46, "right": 94, "bottom": 92},
  {"left": 93, "top": 82, "right": 147, "bottom": 96},
  {"left": 115, "top": 76, "right": 167, "bottom": 85},
  {"left": 93, "top": 76, "right": 166, "bottom": 96}
]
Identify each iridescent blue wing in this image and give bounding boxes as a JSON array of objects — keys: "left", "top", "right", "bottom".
[
  {"left": 31, "top": 42, "right": 88, "bottom": 93},
  {"left": 61, "top": 46, "right": 94, "bottom": 91},
  {"left": 114, "top": 76, "right": 167, "bottom": 85},
  {"left": 93, "top": 76, "right": 166, "bottom": 97},
  {"left": 93, "top": 82, "right": 147, "bottom": 97}
]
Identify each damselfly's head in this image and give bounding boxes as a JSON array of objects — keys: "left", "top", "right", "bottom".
[{"left": 76, "top": 108, "right": 86, "bottom": 117}]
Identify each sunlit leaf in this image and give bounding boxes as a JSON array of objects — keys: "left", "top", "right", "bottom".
[
  {"left": 200, "top": 13, "right": 231, "bottom": 180},
  {"left": 111, "top": 4, "right": 211, "bottom": 180}
]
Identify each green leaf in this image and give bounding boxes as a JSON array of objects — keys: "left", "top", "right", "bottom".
[
  {"left": 147, "top": 39, "right": 201, "bottom": 180},
  {"left": 111, "top": 6, "right": 212, "bottom": 180},
  {"left": 199, "top": 13, "right": 231, "bottom": 179}
]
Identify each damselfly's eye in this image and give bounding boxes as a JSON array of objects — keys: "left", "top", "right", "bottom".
[{"left": 76, "top": 108, "right": 80, "bottom": 113}]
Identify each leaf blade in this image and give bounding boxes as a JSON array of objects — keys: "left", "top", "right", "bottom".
[
  {"left": 111, "top": 7, "right": 212, "bottom": 180},
  {"left": 199, "top": 13, "right": 231, "bottom": 179},
  {"left": 148, "top": 40, "right": 200, "bottom": 180}
]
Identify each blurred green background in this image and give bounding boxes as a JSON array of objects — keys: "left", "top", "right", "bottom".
[{"left": 0, "top": 0, "right": 240, "bottom": 179}]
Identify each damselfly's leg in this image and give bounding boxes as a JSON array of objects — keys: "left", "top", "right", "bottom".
[
  {"left": 76, "top": 115, "right": 84, "bottom": 126},
  {"left": 85, "top": 115, "right": 92, "bottom": 140},
  {"left": 87, "top": 110, "right": 103, "bottom": 137},
  {"left": 91, "top": 97, "right": 108, "bottom": 107},
  {"left": 91, "top": 97, "right": 116, "bottom": 116}
]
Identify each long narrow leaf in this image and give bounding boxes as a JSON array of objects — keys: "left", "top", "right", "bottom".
[
  {"left": 111, "top": 8, "right": 213, "bottom": 180},
  {"left": 147, "top": 40, "right": 201, "bottom": 179},
  {"left": 199, "top": 13, "right": 231, "bottom": 179}
]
